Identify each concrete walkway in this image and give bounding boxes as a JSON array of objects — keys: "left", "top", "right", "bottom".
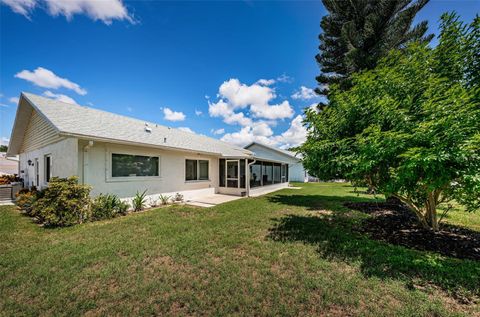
[
  {"left": 0, "top": 200, "right": 15, "bottom": 206},
  {"left": 185, "top": 194, "right": 243, "bottom": 208}
]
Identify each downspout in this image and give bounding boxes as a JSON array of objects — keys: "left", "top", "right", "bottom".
[
  {"left": 246, "top": 158, "right": 256, "bottom": 197},
  {"left": 82, "top": 141, "right": 94, "bottom": 185}
]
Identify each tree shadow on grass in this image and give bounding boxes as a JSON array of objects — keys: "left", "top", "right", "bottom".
[
  {"left": 267, "top": 195, "right": 480, "bottom": 299},
  {"left": 268, "top": 193, "right": 383, "bottom": 212}
]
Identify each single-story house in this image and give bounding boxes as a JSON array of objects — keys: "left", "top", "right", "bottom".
[{"left": 7, "top": 93, "right": 308, "bottom": 201}]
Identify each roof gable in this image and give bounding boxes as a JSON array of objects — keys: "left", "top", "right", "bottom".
[{"left": 245, "top": 142, "right": 300, "bottom": 160}]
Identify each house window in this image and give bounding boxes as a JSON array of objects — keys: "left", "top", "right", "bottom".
[
  {"left": 111, "top": 153, "right": 159, "bottom": 177},
  {"left": 185, "top": 159, "right": 209, "bottom": 181},
  {"left": 44, "top": 155, "right": 52, "bottom": 183}
]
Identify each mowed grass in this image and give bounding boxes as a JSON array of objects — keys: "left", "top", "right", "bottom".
[{"left": 1, "top": 183, "right": 479, "bottom": 316}]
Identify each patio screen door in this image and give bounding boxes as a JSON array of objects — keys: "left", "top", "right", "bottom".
[{"left": 226, "top": 160, "right": 239, "bottom": 188}]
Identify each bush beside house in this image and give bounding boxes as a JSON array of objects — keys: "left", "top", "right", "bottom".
[{"left": 14, "top": 177, "right": 181, "bottom": 227}]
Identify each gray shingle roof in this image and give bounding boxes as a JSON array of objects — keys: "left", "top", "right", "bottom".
[{"left": 22, "top": 93, "right": 252, "bottom": 157}]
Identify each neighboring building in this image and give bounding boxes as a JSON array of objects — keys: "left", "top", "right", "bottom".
[
  {"left": 0, "top": 152, "right": 19, "bottom": 176},
  {"left": 244, "top": 142, "right": 309, "bottom": 183},
  {"left": 7, "top": 93, "right": 298, "bottom": 201}
]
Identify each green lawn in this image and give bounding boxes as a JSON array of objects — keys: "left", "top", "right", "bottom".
[{"left": 1, "top": 183, "right": 479, "bottom": 316}]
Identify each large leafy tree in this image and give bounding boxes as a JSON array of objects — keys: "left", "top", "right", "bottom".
[
  {"left": 299, "top": 13, "right": 480, "bottom": 231},
  {"left": 316, "top": 0, "right": 433, "bottom": 105}
]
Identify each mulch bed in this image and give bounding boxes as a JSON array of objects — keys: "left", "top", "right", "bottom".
[{"left": 344, "top": 202, "right": 480, "bottom": 261}]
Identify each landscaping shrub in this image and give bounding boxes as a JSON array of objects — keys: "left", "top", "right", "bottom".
[
  {"left": 159, "top": 194, "right": 171, "bottom": 205},
  {"left": 32, "top": 176, "right": 91, "bottom": 227},
  {"left": 91, "top": 194, "right": 129, "bottom": 220},
  {"left": 15, "top": 191, "right": 37, "bottom": 216},
  {"left": 0, "top": 174, "right": 20, "bottom": 185},
  {"left": 132, "top": 190, "right": 147, "bottom": 211}
]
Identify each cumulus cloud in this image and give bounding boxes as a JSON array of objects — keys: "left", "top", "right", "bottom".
[
  {"left": 211, "top": 128, "right": 225, "bottom": 135},
  {"left": 9, "top": 97, "right": 19, "bottom": 104},
  {"left": 208, "top": 78, "right": 294, "bottom": 124},
  {"left": 195, "top": 109, "right": 202, "bottom": 116},
  {"left": 43, "top": 90, "right": 78, "bottom": 104},
  {"left": 291, "top": 86, "right": 316, "bottom": 100},
  {"left": 15, "top": 67, "right": 87, "bottom": 95},
  {"left": 220, "top": 115, "right": 306, "bottom": 149},
  {"left": 256, "top": 78, "right": 275, "bottom": 86},
  {"left": 163, "top": 107, "right": 185, "bottom": 121},
  {"left": 1, "top": 0, "right": 133, "bottom": 24},
  {"left": 178, "top": 127, "right": 194, "bottom": 133},
  {"left": 273, "top": 115, "right": 307, "bottom": 149}
]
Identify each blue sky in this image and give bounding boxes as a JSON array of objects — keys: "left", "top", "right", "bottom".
[{"left": 1, "top": 0, "right": 479, "bottom": 149}]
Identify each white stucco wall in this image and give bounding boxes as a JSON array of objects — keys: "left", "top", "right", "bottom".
[
  {"left": 78, "top": 140, "right": 220, "bottom": 200},
  {"left": 19, "top": 137, "right": 78, "bottom": 189},
  {"left": 246, "top": 144, "right": 307, "bottom": 183}
]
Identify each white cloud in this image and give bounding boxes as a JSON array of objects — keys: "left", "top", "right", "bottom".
[
  {"left": 178, "top": 127, "right": 194, "bottom": 133},
  {"left": 1, "top": 137, "right": 10, "bottom": 146},
  {"left": 1, "top": 0, "right": 133, "bottom": 24},
  {"left": 308, "top": 102, "right": 320, "bottom": 113},
  {"left": 163, "top": 107, "right": 185, "bottom": 121},
  {"left": 15, "top": 67, "right": 87, "bottom": 95},
  {"left": 277, "top": 74, "right": 293, "bottom": 83},
  {"left": 273, "top": 115, "right": 307, "bottom": 149},
  {"left": 1, "top": 0, "right": 36, "bottom": 17},
  {"left": 211, "top": 128, "right": 225, "bottom": 135},
  {"left": 126, "top": 106, "right": 133, "bottom": 112},
  {"left": 291, "top": 86, "right": 316, "bottom": 100},
  {"left": 220, "top": 115, "right": 306, "bottom": 149},
  {"left": 0, "top": 103, "right": 9, "bottom": 107},
  {"left": 221, "top": 127, "right": 276, "bottom": 148},
  {"left": 195, "top": 109, "right": 202, "bottom": 116},
  {"left": 250, "top": 100, "right": 294, "bottom": 120},
  {"left": 251, "top": 121, "right": 273, "bottom": 137},
  {"left": 8, "top": 97, "right": 19, "bottom": 104},
  {"left": 223, "top": 112, "right": 252, "bottom": 126},
  {"left": 43, "top": 90, "right": 78, "bottom": 104},
  {"left": 256, "top": 78, "right": 275, "bottom": 86},
  {"left": 208, "top": 78, "right": 294, "bottom": 123}
]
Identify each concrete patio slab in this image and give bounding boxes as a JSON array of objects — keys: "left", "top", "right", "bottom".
[{"left": 185, "top": 194, "right": 243, "bottom": 208}]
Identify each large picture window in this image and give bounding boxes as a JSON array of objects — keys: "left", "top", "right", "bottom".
[
  {"left": 112, "top": 153, "right": 159, "bottom": 177},
  {"left": 186, "top": 159, "right": 209, "bottom": 181}
]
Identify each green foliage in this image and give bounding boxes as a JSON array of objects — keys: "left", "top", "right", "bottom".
[
  {"left": 0, "top": 145, "right": 7, "bottom": 152},
  {"left": 159, "top": 194, "right": 171, "bottom": 205},
  {"left": 132, "top": 190, "right": 147, "bottom": 211},
  {"left": 15, "top": 191, "right": 37, "bottom": 216},
  {"left": 316, "top": 0, "right": 433, "bottom": 105},
  {"left": 0, "top": 174, "right": 21, "bottom": 185},
  {"left": 32, "top": 177, "right": 91, "bottom": 227},
  {"left": 91, "top": 194, "right": 129, "bottom": 220},
  {"left": 300, "top": 13, "right": 480, "bottom": 230}
]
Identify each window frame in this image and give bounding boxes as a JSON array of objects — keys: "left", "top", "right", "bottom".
[
  {"left": 44, "top": 154, "right": 52, "bottom": 184},
  {"left": 185, "top": 158, "right": 210, "bottom": 182},
  {"left": 106, "top": 148, "right": 162, "bottom": 182}
]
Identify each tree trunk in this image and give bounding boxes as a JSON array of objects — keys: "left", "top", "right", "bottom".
[{"left": 425, "top": 192, "right": 439, "bottom": 231}]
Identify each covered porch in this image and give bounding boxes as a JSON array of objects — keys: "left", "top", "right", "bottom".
[{"left": 217, "top": 158, "right": 289, "bottom": 197}]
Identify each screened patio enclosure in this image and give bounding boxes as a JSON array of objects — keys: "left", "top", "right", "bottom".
[{"left": 219, "top": 158, "right": 289, "bottom": 192}]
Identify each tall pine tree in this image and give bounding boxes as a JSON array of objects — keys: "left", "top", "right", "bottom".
[{"left": 316, "top": 0, "right": 433, "bottom": 106}]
